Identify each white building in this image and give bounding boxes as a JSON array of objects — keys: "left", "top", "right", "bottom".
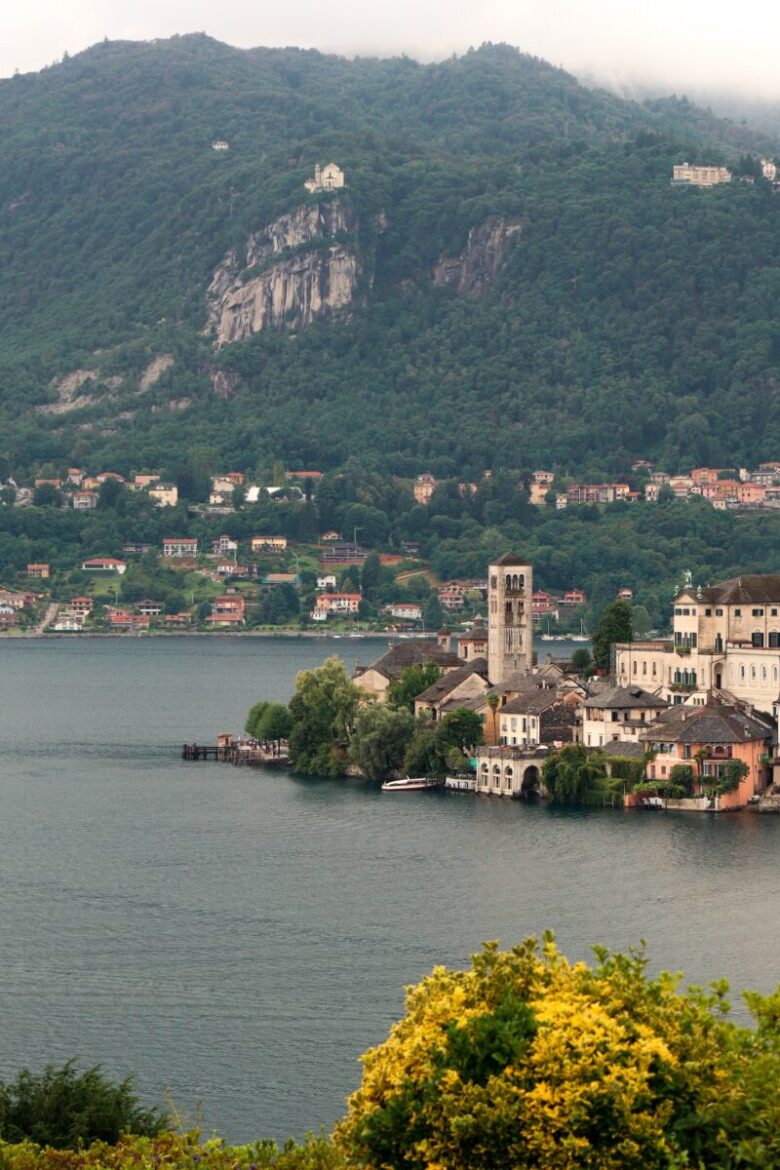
[
  {"left": 304, "top": 162, "right": 346, "bottom": 192},
  {"left": 487, "top": 552, "right": 534, "bottom": 687}
]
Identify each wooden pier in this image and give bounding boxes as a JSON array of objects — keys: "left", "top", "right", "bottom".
[{"left": 182, "top": 734, "right": 290, "bottom": 767}]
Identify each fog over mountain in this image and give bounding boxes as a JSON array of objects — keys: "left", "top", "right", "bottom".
[{"left": 2, "top": 0, "right": 778, "bottom": 102}]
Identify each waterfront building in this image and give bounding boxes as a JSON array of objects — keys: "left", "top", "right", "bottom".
[
  {"left": 474, "top": 745, "right": 549, "bottom": 798},
  {"left": 615, "top": 574, "right": 780, "bottom": 713},
  {"left": 487, "top": 552, "right": 534, "bottom": 688},
  {"left": 639, "top": 698, "right": 773, "bottom": 811}
]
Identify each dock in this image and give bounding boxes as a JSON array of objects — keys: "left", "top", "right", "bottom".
[{"left": 182, "top": 734, "right": 290, "bottom": 767}]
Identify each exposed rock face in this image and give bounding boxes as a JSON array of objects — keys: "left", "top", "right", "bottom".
[
  {"left": 138, "top": 353, "right": 174, "bottom": 393},
  {"left": 36, "top": 367, "right": 124, "bottom": 415},
  {"left": 208, "top": 199, "right": 360, "bottom": 345},
  {"left": 208, "top": 368, "right": 241, "bottom": 400},
  {"left": 433, "top": 217, "right": 521, "bottom": 297}
]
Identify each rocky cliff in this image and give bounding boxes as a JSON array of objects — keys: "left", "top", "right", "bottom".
[
  {"left": 433, "top": 217, "right": 521, "bottom": 297},
  {"left": 208, "top": 199, "right": 361, "bottom": 345}
]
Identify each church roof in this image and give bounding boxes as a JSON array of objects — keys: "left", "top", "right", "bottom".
[
  {"left": 415, "top": 659, "right": 490, "bottom": 704},
  {"left": 359, "top": 639, "right": 463, "bottom": 681},
  {"left": 492, "top": 551, "right": 527, "bottom": 566}
]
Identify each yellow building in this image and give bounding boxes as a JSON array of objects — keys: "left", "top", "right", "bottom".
[{"left": 671, "top": 163, "right": 732, "bottom": 187}]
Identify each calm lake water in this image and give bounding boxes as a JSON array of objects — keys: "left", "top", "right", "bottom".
[{"left": 1, "top": 635, "right": 780, "bottom": 1142}]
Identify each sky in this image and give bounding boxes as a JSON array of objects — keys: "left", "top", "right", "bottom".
[{"left": 2, "top": 0, "right": 778, "bottom": 100}]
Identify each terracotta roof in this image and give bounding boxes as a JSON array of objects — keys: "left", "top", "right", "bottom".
[
  {"left": 698, "top": 574, "right": 780, "bottom": 606},
  {"left": 644, "top": 701, "right": 772, "bottom": 745},
  {"left": 362, "top": 640, "right": 464, "bottom": 681},
  {"left": 584, "top": 684, "right": 667, "bottom": 710}
]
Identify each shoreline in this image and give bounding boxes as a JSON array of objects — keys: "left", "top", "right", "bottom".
[{"left": 0, "top": 628, "right": 392, "bottom": 640}]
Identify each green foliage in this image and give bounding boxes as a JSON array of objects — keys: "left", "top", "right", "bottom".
[
  {"left": 287, "top": 657, "right": 359, "bottom": 777},
  {"left": 387, "top": 663, "right": 442, "bottom": 711},
  {"left": 0, "top": 1061, "right": 166, "bottom": 1148},
  {"left": 670, "top": 763, "right": 695, "bottom": 793},
  {"left": 245, "top": 701, "right": 269, "bottom": 737},
  {"left": 571, "top": 647, "right": 592, "bottom": 674},
  {"left": 436, "top": 708, "right": 484, "bottom": 754},
  {"left": 591, "top": 599, "right": 634, "bottom": 672},
  {"left": 254, "top": 703, "right": 293, "bottom": 742},
  {"left": 542, "top": 743, "right": 608, "bottom": 803},
  {"left": 0, "top": 1129, "right": 343, "bottom": 1170},
  {"left": 350, "top": 704, "right": 415, "bottom": 781}
]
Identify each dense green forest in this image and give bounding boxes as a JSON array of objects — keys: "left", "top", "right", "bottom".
[{"left": 0, "top": 35, "right": 777, "bottom": 483}]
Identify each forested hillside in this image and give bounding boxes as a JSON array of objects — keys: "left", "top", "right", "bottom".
[{"left": 0, "top": 34, "right": 777, "bottom": 481}]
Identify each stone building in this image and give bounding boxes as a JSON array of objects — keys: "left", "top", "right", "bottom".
[
  {"left": 614, "top": 574, "right": 780, "bottom": 714},
  {"left": 304, "top": 162, "right": 346, "bottom": 192},
  {"left": 487, "top": 552, "right": 534, "bottom": 687}
]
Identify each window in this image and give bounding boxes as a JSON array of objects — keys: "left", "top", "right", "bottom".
[
  {"left": 633, "top": 660, "right": 637, "bottom": 674},
  {"left": 752, "top": 609, "right": 764, "bottom": 617},
  {"left": 735, "top": 609, "right": 742, "bottom": 617},
  {"left": 752, "top": 631, "right": 764, "bottom": 647},
  {"left": 769, "top": 631, "right": 780, "bottom": 648},
  {"left": 642, "top": 661, "right": 647, "bottom": 674},
  {"left": 716, "top": 608, "right": 723, "bottom": 616},
  {"left": 705, "top": 608, "right": 712, "bottom": 616},
  {"left": 772, "top": 609, "right": 778, "bottom": 617},
  {"left": 740, "top": 666, "right": 745, "bottom": 680},
  {"left": 652, "top": 661, "right": 657, "bottom": 676}
]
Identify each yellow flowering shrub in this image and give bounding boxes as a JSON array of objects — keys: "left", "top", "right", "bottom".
[
  {"left": 335, "top": 936, "right": 780, "bottom": 1169},
  {"left": 0, "top": 1131, "right": 343, "bottom": 1170}
]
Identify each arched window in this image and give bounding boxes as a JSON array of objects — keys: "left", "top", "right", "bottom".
[
  {"left": 490, "top": 576, "right": 497, "bottom": 590},
  {"left": 518, "top": 574, "right": 525, "bottom": 590},
  {"left": 751, "top": 666, "right": 756, "bottom": 680},
  {"left": 505, "top": 575, "right": 512, "bottom": 591},
  {"left": 740, "top": 666, "right": 745, "bottom": 680}
]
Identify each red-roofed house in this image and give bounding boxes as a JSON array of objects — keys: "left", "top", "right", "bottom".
[{"left": 82, "top": 557, "right": 127, "bottom": 574}]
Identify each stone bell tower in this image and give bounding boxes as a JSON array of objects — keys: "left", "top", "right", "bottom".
[{"left": 487, "top": 552, "right": 534, "bottom": 687}]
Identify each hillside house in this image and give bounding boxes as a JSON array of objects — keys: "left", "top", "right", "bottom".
[
  {"left": 72, "top": 491, "right": 98, "bottom": 511},
  {"left": 70, "top": 597, "right": 94, "bottom": 615},
  {"left": 385, "top": 603, "right": 423, "bottom": 622},
  {"left": 148, "top": 482, "right": 178, "bottom": 507},
  {"left": 162, "top": 538, "right": 198, "bottom": 559},
  {"left": 251, "top": 536, "right": 287, "bottom": 553},
  {"left": 413, "top": 474, "right": 437, "bottom": 505},
  {"left": 312, "top": 592, "right": 361, "bottom": 618},
  {"left": 82, "top": 557, "right": 127, "bottom": 575},
  {"left": 207, "top": 594, "right": 246, "bottom": 627},
  {"left": 26, "top": 563, "right": 50, "bottom": 579}
]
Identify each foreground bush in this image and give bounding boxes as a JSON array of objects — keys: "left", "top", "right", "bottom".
[
  {"left": 0, "top": 1063, "right": 166, "bottom": 1149},
  {"left": 0, "top": 1130, "right": 343, "bottom": 1170},
  {"left": 335, "top": 937, "right": 780, "bottom": 1169}
]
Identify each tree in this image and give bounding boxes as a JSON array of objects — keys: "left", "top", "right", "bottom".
[
  {"left": 402, "top": 719, "right": 443, "bottom": 779},
  {"left": 335, "top": 937, "right": 780, "bottom": 1170},
  {"left": 245, "top": 700, "right": 269, "bottom": 736},
  {"left": 351, "top": 704, "right": 415, "bottom": 780},
  {"left": 255, "top": 702, "right": 293, "bottom": 742},
  {"left": 387, "top": 662, "right": 442, "bottom": 711},
  {"left": 571, "top": 647, "right": 592, "bottom": 674},
  {"left": 0, "top": 1060, "right": 166, "bottom": 1148},
  {"left": 287, "top": 657, "right": 360, "bottom": 777},
  {"left": 422, "top": 594, "right": 444, "bottom": 630},
  {"left": 436, "top": 707, "right": 483, "bottom": 753},
  {"left": 542, "top": 744, "right": 607, "bottom": 803},
  {"left": 591, "top": 598, "right": 633, "bottom": 672},
  {"left": 32, "top": 484, "right": 61, "bottom": 508}
]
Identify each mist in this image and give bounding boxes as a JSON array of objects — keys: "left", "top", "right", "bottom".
[{"left": 1, "top": 0, "right": 778, "bottom": 103}]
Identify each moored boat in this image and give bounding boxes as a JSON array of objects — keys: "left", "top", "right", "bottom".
[{"left": 381, "top": 777, "right": 442, "bottom": 792}]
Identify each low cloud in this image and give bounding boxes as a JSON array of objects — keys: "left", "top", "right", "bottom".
[{"left": 2, "top": 0, "right": 778, "bottom": 101}]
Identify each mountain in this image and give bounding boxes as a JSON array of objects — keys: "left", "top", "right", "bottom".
[{"left": 0, "top": 35, "right": 777, "bottom": 481}]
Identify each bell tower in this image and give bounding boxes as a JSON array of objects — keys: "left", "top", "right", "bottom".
[{"left": 487, "top": 552, "right": 533, "bottom": 687}]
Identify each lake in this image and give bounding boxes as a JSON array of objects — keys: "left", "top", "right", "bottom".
[{"left": 1, "top": 635, "right": 779, "bottom": 1142}]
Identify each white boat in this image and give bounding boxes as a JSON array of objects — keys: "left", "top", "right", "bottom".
[
  {"left": 445, "top": 775, "right": 476, "bottom": 792},
  {"left": 381, "top": 777, "right": 442, "bottom": 792}
]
